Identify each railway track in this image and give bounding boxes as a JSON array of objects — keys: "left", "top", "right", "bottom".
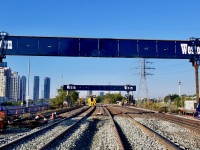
[
  {"left": 115, "top": 105, "right": 200, "bottom": 132},
  {"left": 104, "top": 106, "right": 125, "bottom": 150},
  {"left": 123, "top": 105, "right": 200, "bottom": 133},
  {"left": 0, "top": 106, "right": 91, "bottom": 149},
  {"left": 41, "top": 105, "right": 120, "bottom": 150},
  {"left": 4, "top": 105, "right": 199, "bottom": 149},
  {"left": 1, "top": 105, "right": 123, "bottom": 150},
  {"left": 107, "top": 106, "right": 183, "bottom": 150},
  {"left": 112, "top": 105, "right": 200, "bottom": 149},
  {"left": 152, "top": 113, "right": 200, "bottom": 133}
]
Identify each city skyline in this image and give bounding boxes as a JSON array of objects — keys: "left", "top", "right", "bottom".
[
  {"left": 0, "top": 61, "right": 52, "bottom": 101},
  {"left": 0, "top": 63, "right": 27, "bottom": 102},
  {"left": 33, "top": 76, "right": 51, "bottom": 100}
]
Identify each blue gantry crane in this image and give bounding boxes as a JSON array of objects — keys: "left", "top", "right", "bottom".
[{"left": 1, "top": 31, "right": 200, "bottom": 104}]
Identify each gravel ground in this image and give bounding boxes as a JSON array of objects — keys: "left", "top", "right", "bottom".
[
  {"left": 90, "top": 116, "right": 119, "bottom": 150},
  {"left": 0, "top": 128, "right": 31, "bottom": 145},
  {"left": 47, "top": 116, "right": 119, "bottom": 150},
  {"left": 0, "top": 121, "right": 55, "bottom": 147},
  {"left": 135, "top": 117, "right": 200, "bottom": 149},
  {"left": 114, "top": 116, "right": 167, "bottom": 150}
]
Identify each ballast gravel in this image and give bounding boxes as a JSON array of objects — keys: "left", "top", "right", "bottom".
[
  {"left": 47, "top": 116, "right": 119, "bottom": 150},
  {"left": 114, "top": 116, "right": 166, "bottom": 150},
  {"left": 0, "top": 106, "right": 88, "bottom": 147},
  {"left": 135, "top": 117, "right": 200, "bottom": 150}
]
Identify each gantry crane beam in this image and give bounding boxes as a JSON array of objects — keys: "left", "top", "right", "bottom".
[{"left": 63, "top": 84, "right": 136, "bottom": 92}]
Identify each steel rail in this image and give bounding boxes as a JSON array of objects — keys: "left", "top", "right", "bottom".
[
  {"left": 125, "top": 114, "right": 181, "bottom": 150},
  {"left": 0, "top": 106, "right": 90, "bottom": 149},
  {"left": 113, "top": 106, "right": 182, "bottom": 150},
  {"left": 152, "top": 113, "right": 200, "bottom": 133},
  {"left": 125, "top": 106, "right": 200, "bottom": 133},
  {"left": 104, "top": 107, "right": 125, "bottom": 150}
]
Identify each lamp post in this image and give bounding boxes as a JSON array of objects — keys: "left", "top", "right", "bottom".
[
  {"left": 178, "top": 80, "right": 182, "bottom": 107},
  {"left": 178, "top": 80, "right": 181, "bottom": 97},
  {"left": 26, "top": 57, "right": 30, "bottom": 109}
]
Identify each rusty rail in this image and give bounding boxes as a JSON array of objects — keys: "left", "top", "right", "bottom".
[
  {"left": 126, "top": 114, "right": 180, "bottom": 150},
  {"left": 104, "top": 107, "right": 125, "bottom": 150},
  {"left": 114, "top": 106, "right": 182, "bottom": 150}
]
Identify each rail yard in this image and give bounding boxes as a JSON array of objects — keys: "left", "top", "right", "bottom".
[{"left": 0, "top": 104, "right": 199, "bottom": 150}]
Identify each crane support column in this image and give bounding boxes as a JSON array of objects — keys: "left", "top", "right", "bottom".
[
  {"left": 194, "top": 61, "right": 199, "bottom": 103},
  {"left": 189, "top": 38, "right": 200, "bottom": 103},
  {"left": 0, "top": 32, "right": 8, "bottom": 63},
  {"left": 193, "top": 59, "right": 200, "bottom": 115}
]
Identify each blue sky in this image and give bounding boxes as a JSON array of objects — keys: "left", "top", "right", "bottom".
[{"left": 1, "top": 0, "right": 200, "bottom": 99}]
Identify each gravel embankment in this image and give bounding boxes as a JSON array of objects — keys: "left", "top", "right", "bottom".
[
  {"left": 0, "top": 106, "right": 88, "bottom": 147},
  {"left": 6, "top": 117, "right": 81, "bottom": 150},
  {"left": 135, "top": 117, "right": 200, "bottom": 149},
  {"left": 0, "top": 128, "right": 31, "bottom": 145}
]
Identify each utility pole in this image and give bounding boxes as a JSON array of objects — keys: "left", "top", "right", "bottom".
[{"left": 137, "top": 59, "right": 155, "bottom": 100}]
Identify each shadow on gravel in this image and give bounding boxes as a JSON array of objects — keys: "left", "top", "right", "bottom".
[
  {"left": 114, "top": 121, "right": 132, "bottom": 150},
  {"left": 71, "top": 118, "right": 100, "bottom": 150},
  {"left": 0, "top": 128, "right": 31, "bottom": 134}
]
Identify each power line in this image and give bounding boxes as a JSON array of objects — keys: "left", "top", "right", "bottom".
[{"left": 136, "top": 59, "right": 155, "bottom": 100}]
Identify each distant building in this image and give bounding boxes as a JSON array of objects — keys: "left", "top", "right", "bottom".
[
  {"left": 0, "top": 68, "right": 7, "bottom": 97},
  {"left": 0, "top": 62, "right": 7, "bottom": 67},
  {"left": 0, "top": 67, "right": 11, "bottom": 98},
  {"left": 33, "top": 76, "right": 40, "bottom": 100},
  {"left": 44, "top": 77, "right": 50, "bottom": 99},
  {"left": 0, "top": 62, "right": 27, "bottom": 102},
  {"left": 10, "top": 72, "right": 20, "bottom": 101},
  {"left": 20, "top": 76, "right": 26, "bottom": 101},
  {"left": 87, "top": 90, "right": 93, "bottom": 96},
  {"left": 99, "top": 92, "right": 104, "bottom": 97}
]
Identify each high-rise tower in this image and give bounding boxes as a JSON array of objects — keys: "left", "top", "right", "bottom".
[
  {"left": 44, "top": 77, "right": 50, "bottom": 99},
  {"left": 20, "top": 76, "right": 26, "bottom": 101},
  {"left": 10, "top": 72, "right": 20, "bottom": 101},
  {"left": 33, "top": 76, "right": 39, "bottom": 100},
  {"left": 0, "top": 65, "right": 11, "bottom": 99}
]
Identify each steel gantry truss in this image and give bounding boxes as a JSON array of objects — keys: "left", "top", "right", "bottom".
[{"left": 1, "top": 32, "right": 200, "bottom": 102}]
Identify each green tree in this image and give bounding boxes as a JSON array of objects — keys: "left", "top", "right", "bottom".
[
  {"left": 174, "top": 97, "right": 184, "bottom": 107},
  {"left": 50, "top": 86, "right": 67, "bottom": 108},
  {"left": 164, "top": 94, "right": 179, "bottom": 103},
  {"left": 103, "top": 93, "right": 123, "bottom": 104},
  {"left": 68, "top": 91, "right": 79, "bottom": 106},
  {"left": 96, "top": 96, "right": 103, "bottom": 103}
]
